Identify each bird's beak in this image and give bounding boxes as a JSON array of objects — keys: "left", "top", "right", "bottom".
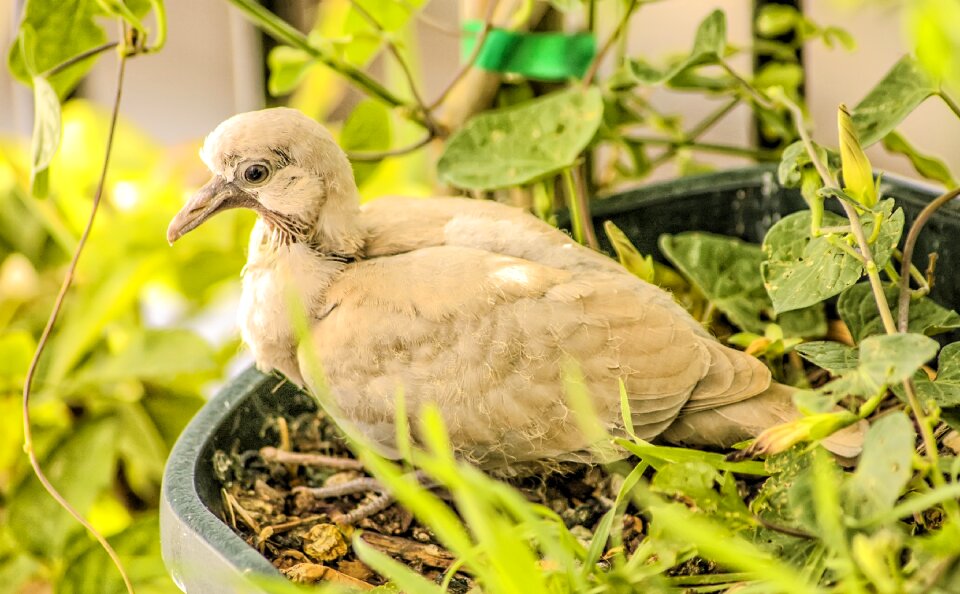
[{"left": 167, "top": 176, "right": 256, "bottom": 244}]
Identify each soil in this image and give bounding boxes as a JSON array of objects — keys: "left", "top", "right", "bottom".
[{"left": 211, "top": 405, "right": 654, "bottom": 590}]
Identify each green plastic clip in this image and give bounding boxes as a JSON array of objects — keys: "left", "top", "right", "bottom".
[{"left": 461, "top": 20, "right": 597, "bottom": 81}]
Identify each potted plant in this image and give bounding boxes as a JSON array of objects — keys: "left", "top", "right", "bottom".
[{"left": 9, "top": 1, "right": 960, "bottom": 592}]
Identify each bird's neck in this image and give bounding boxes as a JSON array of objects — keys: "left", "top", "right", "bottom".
[{"left": 261, "top": 189, "right": 366, "bottom": 260}]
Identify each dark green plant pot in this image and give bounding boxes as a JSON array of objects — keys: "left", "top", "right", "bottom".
[{"left": 160, "top": 166, "right": 950, "bottom": 592}]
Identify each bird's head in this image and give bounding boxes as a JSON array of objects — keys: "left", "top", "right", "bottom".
[{"left": 167, "top": 108, "right": 359, "bottom": 250}]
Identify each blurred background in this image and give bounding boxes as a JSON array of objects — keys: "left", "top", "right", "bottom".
[{"left": 3, "top": 1, "right": 959, "bottom": 175}]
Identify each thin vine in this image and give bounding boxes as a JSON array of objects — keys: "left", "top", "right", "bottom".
[{"left": 22, "top": 24, "right": 138, "bottom": 594}]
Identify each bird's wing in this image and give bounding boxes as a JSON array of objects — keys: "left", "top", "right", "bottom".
[
  {"left": 298, "top": 245, "right": 744, "bottom": 466},
  {"left": 361, "top": 196, "right": 710, "bottom": 341},
  {"left": 361, "top": 196, "right": 624, "bottom": 273}
]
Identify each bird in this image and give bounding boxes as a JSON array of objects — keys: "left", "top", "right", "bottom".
[{"left": 167, "top": 107, "right": 863, "bottom": 476}]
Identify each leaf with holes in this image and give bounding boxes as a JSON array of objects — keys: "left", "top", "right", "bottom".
[
  {"left": 659, "top": 232, "right": 825, "bottom": 337},
  {"left": 853, "top": 56, "right": 940, "bottom": 147},
  {"left": 837, "top": 283, "right": 960, "bottom": 343},
  {"left": 858, "top": 333, "right": 938, "bottom": 386},
  {"left": 795, "top": 341, "right": 859, "bottom": 375},
  {"left": 893, "top": 342, "right": 960, "bottom": 409},
  {"left": 761, "top": 200, "right": 904, "bottom": 313},
  {"left": 845, "top": 413, "right": 915, "bottom": 520},
  {"left": 437, "top": 87, "right": 603, "bottom": 190}
]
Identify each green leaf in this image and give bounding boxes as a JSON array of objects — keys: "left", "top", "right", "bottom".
[
  {"left": 266, "top": 46, "right": 314, "bottom": 96},
  {"left": 837, "top": 283, "right": 960, "bottom": 343},
  {"left": 900, "top": 342, "right": 960, "bottom": 409},
  {"left": 881, "top": 131, "right": 956, "bottom": 187},
  {"left": 627, "top": 10, "right": 726, "bottom": 85},
  {"left": 651, "top": 462, "right": 753, "bottom": 529},
  {"left": 30, "top": 75, "right": 61, "bottom": 197},
  {"left": 72, "top": 329, "right": 217, "bottom": 387},
  {"left": 340, "top": 0, "right": 426, "bottom": 66},
  {"left": 0, "top": 554, "right": 41, "bottom": 594},
  {"left": 852, "top": 56, "right": 940, "bottom": 147},
  {"left": 340, "top": 99, "right": 392, "bottom": 186},
  {"left": 794, "top": 341, "right": 859, "bottom": 375},
  {"left": 8, "top": 0, "right": 109, "bottom": 98},
  {"left": 753, "top": 62, "right": 804, "bottom": 93},
  {"left": 437, "top": 87, "right": 603, "bottom": 190},
  {"left": 660, "top": 232, "right": 825, "bottom": 336},
  {"left": 756, "top": 4, "right": 800, "bottom": 37},
  {"left": 0, "top": 330, "right": 35, "bottom": 392},
  {"left": 761, "top": 201, "right": 904, "bottom": 313},
  {"left": 604, "top": 221, "right": 654, "bottom": 282},
  {"left": 777, "top": 140, "right": 839, "bottom": 188},
  {"left": 45, "top": 255, "right": 162, "bottom": 385},
  {"left": 8, "top": 416, "right": 118, "bottom": 557},
  {"left": 845, "top": 413, "right": 915, "bottom": 519},
  {"left": 858, "top": 333, "right": 939, "bottom": 385},
  {"left": 59, "top": 514, "right": 177, "bottom": 594}
]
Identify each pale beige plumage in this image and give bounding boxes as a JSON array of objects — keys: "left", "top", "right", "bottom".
[{"left": 168, "top": 108, "right": 863, "bottom": 470}]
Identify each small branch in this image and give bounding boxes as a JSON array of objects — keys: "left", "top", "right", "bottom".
[
  {"left": 346, "top": 0, "right": 434, "bottom": 131},
  {"left": 347, "top": 133, "right": 434, "bottom": 162},
  {"left": 720, "top": 60, "right": 775, "bottom": 109},
  {"left": 896, "top": 186, "right": 960, "bottom": 332},
  {"left": 23, "top": 32, "right": 134, "bottom": 594},
  {"left": 225, "top": 0, "right": 424, "bottom": 127},
  {"left": 572, "top": 166, "right": 599, "bottom": 249},
  {"left": 622, "top": 134, "right": 779, "bottom": 160},
  {"left": 647, "top": 97, "right": 742, "bottom": 168},
  {"left": 416, "top": 11, "right": 460, "bottom": 37},
  {"left": 902, "top": 379, "right": 960, "bottom": 521},
  {"left": 781, "top": 95, "right": 895, "bottom": 335},
  {"left": 582, "top": 0, "right": 639, "bottom": 86},
  {"left": 42, "top": 42, "right": 119, "bottom": 78},
  {"left": 938, "top": 90, "right": 960, "bottom": 122},
  {"left": 428, "top": 0, "right": 500, "bottom": 111},
  {"left": 260, "top": 446, "right": 365, "bottom": 470},
  {"left": 753, "top": 515, "right": 816, "bottom": 540},
  {"left": 686, "top": 97, "right": 741, "bottom": 139}
]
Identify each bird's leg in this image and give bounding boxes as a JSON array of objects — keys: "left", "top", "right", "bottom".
[
  {"left": 294, "top": 479, "right": 395, "bottom": 524},
  {"left": 260, "top": 448, "right": 437, "bottom": 524}
]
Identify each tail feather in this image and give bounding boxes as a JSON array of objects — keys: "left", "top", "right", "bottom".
[{"left": 660, "top": 382, "right": 866, "bottom": 459}]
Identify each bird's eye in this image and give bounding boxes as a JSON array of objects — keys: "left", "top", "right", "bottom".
[{"left": 242, "top": 163, "right": 270, "bottom": 185}]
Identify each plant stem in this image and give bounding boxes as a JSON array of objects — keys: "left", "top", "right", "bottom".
[
  {"left": 23, "top": 28, "right": 134, "bottom": 594},
  {"left": 938, "top": 90, "right": 960, "bottom": 122},
  {"left": 347, "top": 133, "right": 434, "bottom": 162},
  {"left": 624, "top": 135, "right": 779, "bottom": 160},
  {"left": 561, "top": 167, "right": 598, "bottom": 249},
  {"left": 429, "top": 0, "right": 500, "bottom": 111},
  {"left": 646, "top": 97, "right": 742, "bottom": 168},
  {"left": 582, "top": 0, "right": 639, "bottom": 86},
  {"left": 346, "top": 0, "right": 436, "bottom": 133},
  {"left": 720, "top": 60, "right": 775, "bottom": 109},
  {"left": 225, "top": 0, "right": 424, "bottom": 126},
  {"left": 896, "top": 186, "right": 960, "bottom": 332},
  {"left": 42, "top": 42, "right": 119, "bottom": 78}
]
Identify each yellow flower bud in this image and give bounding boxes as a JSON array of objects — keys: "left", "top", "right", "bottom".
[{"left": 838, "top": 104, "right": 878, "bottom": 207}]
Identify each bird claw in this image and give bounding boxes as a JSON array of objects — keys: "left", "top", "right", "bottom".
[{"left": 293, "top": 477, "right": 395, "bottom": 525}]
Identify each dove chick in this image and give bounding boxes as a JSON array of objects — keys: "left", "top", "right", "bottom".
[{"left": 168, "top": 108, "right": 862, "bottom": 470}]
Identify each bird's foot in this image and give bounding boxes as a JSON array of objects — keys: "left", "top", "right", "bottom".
[{"left": 293, "top": 478, "right": 395, "bottom": 524}]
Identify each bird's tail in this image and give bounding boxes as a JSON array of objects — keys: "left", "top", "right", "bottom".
[{"left": 660, "top": 381, "right": 866, "bottom": 459}]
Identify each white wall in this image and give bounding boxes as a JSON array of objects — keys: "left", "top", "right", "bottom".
[{"left": 2, "top": 0, "right": 956, "bottom": 183}]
